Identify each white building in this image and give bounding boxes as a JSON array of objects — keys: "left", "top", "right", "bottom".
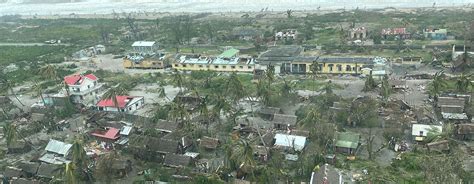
[
  {"left": 64, "top": 73, "right": 103, "bottom": 105},
  {"left": 412, "top": 124, "right": 443, "bottom": 142},
  {"left": 132, "top": 41, "right": 157, "bottom": 54},
  {"left": 96, "top": 96, "right": 144, "bottom": 113}
]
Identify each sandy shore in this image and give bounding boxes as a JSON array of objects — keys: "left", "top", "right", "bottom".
[{"left": 0, "top": 1, "right": 472, "bottom": 17}]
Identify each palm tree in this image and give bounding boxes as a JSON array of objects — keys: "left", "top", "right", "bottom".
[
  {"left": 380, "top": 75, "right": 391, "bottom": 106},
  {"left": 309, "top": 61, "right": 320, "bottom": 80},
  {"left": 172, "top": 71, "right": 184, "bottom": 93},
  {"left": 212, "top": 95, "right": 231, "bottom": 122},
  {"left": 39, "top": 64, "right": 59, "bottom": 81},
  {"left": 158, "top": 84, "right": 171, "bottom": 102},
  {"left": 265, "top": 65, "right": 275, "bottom": 84},
  {"left": 280, "top": 79, "right": 294, "bottom": 98},
  {"left": 231, "top": 139, "right": 256, "bottom": 177},
  {"left": 197, "top": 96, "right": 211, "bottom": 132},
  {"left": 71, "top": 138, "right": 87, "bottom": 169},
  {"left": 3, "top": 123, "right": 18, "bottom": 147},
  {"left": 32, "top": 81, "right": 46, "bottom": 105},
  {"left": 429, "top": 70, "right": 448, "bottom": 101},
  {"left": 456, "top": 74, "right": 471, "bottom": 93},
  {"left": 321, "top": 80, "right": 334, "bottom": 95},
  {"left": 101, "top": 84, "right": 128, "bottom": 113},
  {"left": 298, "top": 107, "right": 320, "bottom": 128},
  {"left": 64, "top": 163, "right": 76, "bottom": 184},
  {"left": 226, "top": 72, "right": 245, "bottom": 103},
  {"left": 363, "top": 72, "right": 376, "bottom": 92},
  {"left": 0, "top": 78, "right": 24, "bottom": 106},
  {"left": 256, "top": 79, "right": 271, "bottom": 106}
]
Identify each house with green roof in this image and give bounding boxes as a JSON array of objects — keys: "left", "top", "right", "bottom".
[
  {"left": 219, "top": 48, "right": 239, "bottom": 59},
  {"left": 335, "top": 132, "right": 361, "bottom": 155}
]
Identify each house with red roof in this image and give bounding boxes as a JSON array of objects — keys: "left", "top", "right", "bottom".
[
  {"left": 63, "top": 73, "right": 103, "bottom": 105},
  {"left": 91, "top": 127, "right": 121, "bottom": 142},
  {"left": 96, "top": 96, "right": 144, "bottom": 113}
]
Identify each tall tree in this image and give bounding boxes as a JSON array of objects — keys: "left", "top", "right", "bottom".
[
  {"left": 456, "top": 74, "right": 471, "bottom": 93},
  {"left": 225, "top": 72, "right": 245, "bottom": 103},
  {"left": 429, "top": 70, "right": 448, "bottom": 101},
  {"left": 363, "top": 72, "right": 376, "bottom": 92},
  {"left": 231, "top": 139, "right": 256, "bottom": 178},
  {"left": 380, "top": 75, "right": 391, "bottom": 106},
  {"left": 3, "top": 123, "right": 18, "bottom": 147},
  {"left": 32, "top": 81, "right": 46, "bottom": 105},
  {"left": 172, "top": 72, "right": 184, "bottom": 93},
  {"left": 256, "top": 78, "right": 271, "bottom": 106},
  {"left": 0, "top": 78, "right": 24, "bottom": 106},
  {"left": 63, "top": 163, "right": 76, "bottom": 184}
]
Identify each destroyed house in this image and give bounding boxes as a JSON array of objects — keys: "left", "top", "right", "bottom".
[
  {"left": 199, "top": 136, "right": 220, "bottom": 150},
  {"left": 257, "top": 107, "right": 281, "bottom": 120},
  {"left": 91, "top": 127, "right": 121, "bottom": 142},
  {"left": 272, "top": 114, "right": 297, "bottom": 129},
  {"left": 155, "top": 119, "right": 180, "bottom": 133},
  {"left": 456, "top": 124, "right": 474, "bottom": 140},
  {"left": 39, "top": 139, "right": 72, "bottom": 164},
  {"left": 164, "top": 153, "right": 192, "bottom": 168}
]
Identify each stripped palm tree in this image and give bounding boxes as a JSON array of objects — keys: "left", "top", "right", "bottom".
[
  {"left": 429, "top": 70, "right": 448, "bottom": 101},
  {"left": 226, "top": 72, "right": 245, "bottom": 104},
  {"left": 0, "top": 78, "right": 24, "bottom": 106},
  {"left": 4, "top": 123, "right": 18, "bottom": 148},
  {"left": 101, "top": 84, "right": 128, "bottom": 113},
  {"left": 64, "top": 163, "right": 76, "bottom": 184},
  {"left": 231, "top": 139, "right": 256, "bottom": 178},
  {"left": 456, "top": 73, "right": 471, "bottom": 93},
  {"left": 32, "top": 81, "right": 46, "bottom": 105},
  {"left": 172, "top": 72, "right": 184, "bottom": 93}
]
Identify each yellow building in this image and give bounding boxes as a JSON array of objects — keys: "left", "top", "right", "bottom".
[
  {"left": 172, "top": 48, "right": 256, "bottom": 73},
  {"left": 123, "top": 53, "right": 166, "bottom": 69},
  {"left": 280, "top": 57, "right": 374, "bottom": 75}
]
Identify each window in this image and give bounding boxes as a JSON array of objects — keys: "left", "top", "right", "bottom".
[
  {"left": 239, "top": 66, "right": 244, "bottom": 69},
  {"left": 174, "top": 64, "right": 179, "bottom": 67},
  {"left": 129, "top": 107, "right": 132, "bottom": 110},
  {"left": 214, "top": 65, "right": 219, "bottom": 69},
  {"left": 248, "top": 66, "right": 252, "bottom": 69},
  {"left": 206, "top": 65, "right": 210, "bottom": 68},
  {"left": 337, "top": 65, "right": 342, "bottom": 72},
  {"left": 199, "top": 65, "right": 203, "bottom": 68},
  {"left": 190, "top": 64, "right": 194, "bottom": 67},
  {"left": 318, "top": 64, "right": 323, "bottom": 71},
  {"left": 136, "top": 103, "right": 139, "bottom": 107},
  {"left": 231, "top": 66, "right": 236, "bottom": 69},
  {"left": 328, "top": 64, "right": 334, "bottom": 72},
  {"left": 222, "top": 66, "right": 227, "bottom": 69},
  {"left": 87, "top": 85, "right": 90, "bottom": 89},
  {"left": 182, "top": 64, "right": 187, "bottom": 68},
  {"left": 98, "top": 107, "right": 104, "bottom": 111},
  {"left": 346, "top": 65, "right": 352, "bottom": 71}
]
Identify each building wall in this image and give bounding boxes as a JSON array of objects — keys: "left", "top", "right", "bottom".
[
  {"left": 302, "top": 62, "right": 366, "bottom": 74},
  {"left": 172, "top": 63, "right": 255, "bottom": 72},
  {"left": 68, "top": 78, "right": 101, "bottom": 104},
  {"left": 123, "top": 58, "right": 164, "bottom": 69}
]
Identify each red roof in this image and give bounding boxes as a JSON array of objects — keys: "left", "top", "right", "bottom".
[
  {"left": 91, "top": 127, "right": 120, "bottom": 140},
  {"left": 64, "top": 74, "right": 98, "bottom": 85},
  {"left": 96, "top": 96, "right": 133, "bottom": 108}
]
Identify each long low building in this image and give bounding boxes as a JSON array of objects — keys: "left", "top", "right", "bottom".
[{"left": 172, "top": 48, "right": 256, "bottom": 72}]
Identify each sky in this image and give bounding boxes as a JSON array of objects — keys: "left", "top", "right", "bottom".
[{"left": 0, "top": 0, "right": 473, "bottom": 15}]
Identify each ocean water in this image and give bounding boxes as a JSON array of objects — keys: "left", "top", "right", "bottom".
[{"left": 0, "top": 0, "right": 473, "bottom": 15}]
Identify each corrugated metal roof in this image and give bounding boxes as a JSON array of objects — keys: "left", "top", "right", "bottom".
[
  {"left": 274, "top": 133, "right": 306, "bottom": 151},
  {"left": 45, "top": 139, "right": 72, "bottom": 156},
  {"left": 120, "top": 126, "right": 133, "bottom": 136},
  {"left": 132, "top": 41, "right": 155, "bottom": 47}
]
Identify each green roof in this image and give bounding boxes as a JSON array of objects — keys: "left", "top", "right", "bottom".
[
  {"left": 335, "top": 132, "right": 360, "bottom": 149},
  {"left": 219, "top": 48, "right": 239, "bottom": 58}
]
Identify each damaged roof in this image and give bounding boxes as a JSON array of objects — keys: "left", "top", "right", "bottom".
[
  {"left": 273, "top": 114, "right": 298, "bottom": 126},
  {"left": 164, "top": 154, "right": 192, "bottom": 167}
]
